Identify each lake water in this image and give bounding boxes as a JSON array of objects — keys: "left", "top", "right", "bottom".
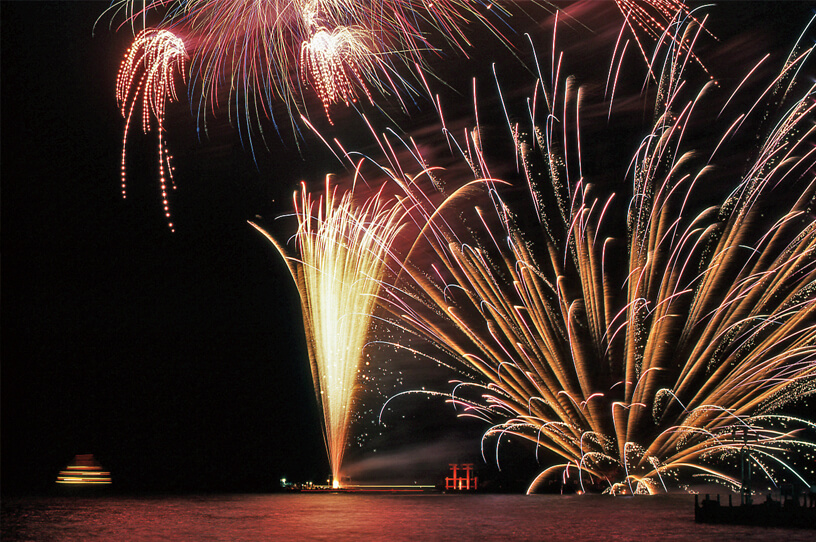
[{"left": 2, "top": 493, "right": 812, "bottom": 541}]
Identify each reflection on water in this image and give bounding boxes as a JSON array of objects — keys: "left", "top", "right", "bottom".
[{"left": 2, "top": 494, "right": 812, "bottom": 541}]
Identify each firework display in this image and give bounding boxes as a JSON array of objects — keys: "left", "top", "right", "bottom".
[
  {"left": 116, "top": 28, "right": 187, "bottom": 231},
  {"left": 98, "top": 1, "right": 816, "bottom": 495},
  {"left": 250, "top": 178, "right": 403, "bottom": 488},
  {"left": 322, "top": 14, "right": 815, "bottom": 494}
]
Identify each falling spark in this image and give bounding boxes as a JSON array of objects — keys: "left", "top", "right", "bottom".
[
  {"left": 300, "top": 25, "right": 379, "bottom": 124},
  {"left": 116, "top": 28, "right": 187, "bottom": 231}
]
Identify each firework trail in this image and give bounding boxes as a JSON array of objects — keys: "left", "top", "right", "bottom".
[
  {"left": 612, "top": 0, "right": 705, "bottom": 72},
  {"left": 250, "top": 178, "right": 403, "bottom": 487},
  {"left": 103, "top": 0, "right": 522, "bottom": 230},
  {"left": 314, "top": 13, "right": 816, "bottom": 494},
  {"left": 116, "top": 28, "right": 187, "bottom": 231}
]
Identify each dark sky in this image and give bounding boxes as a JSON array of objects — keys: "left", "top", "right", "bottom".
[{"left": 2, "top": 1, "right": 813, "bottom": 495}]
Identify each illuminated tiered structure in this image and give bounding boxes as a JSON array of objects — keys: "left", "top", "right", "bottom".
[{"left": 56, "top": 454, "right": 112, "bottom": 485}]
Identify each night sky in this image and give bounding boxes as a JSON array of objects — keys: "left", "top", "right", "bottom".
[{"left": 2, "top": 1, "right": 813, "bottom": 495}]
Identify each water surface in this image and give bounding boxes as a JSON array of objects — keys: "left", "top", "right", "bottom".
[{"left": 2, "top": 493, "right": 811, "bottom": 541}]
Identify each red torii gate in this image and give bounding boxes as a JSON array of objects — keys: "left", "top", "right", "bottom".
[{"left": 445, "top": 463, "right": 477, "bottom": 491}]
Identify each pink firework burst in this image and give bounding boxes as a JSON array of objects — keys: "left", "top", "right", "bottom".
[{"left": 300, "top": 25, "right": 380, "bottom": 124}]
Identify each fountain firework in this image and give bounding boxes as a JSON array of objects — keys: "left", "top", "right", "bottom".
[
  {"left": 308, "top": 12, "right": 816, "bottom": 494},
  {"left": 250, "top": 178, "right": 403, "bottom": 487}
]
